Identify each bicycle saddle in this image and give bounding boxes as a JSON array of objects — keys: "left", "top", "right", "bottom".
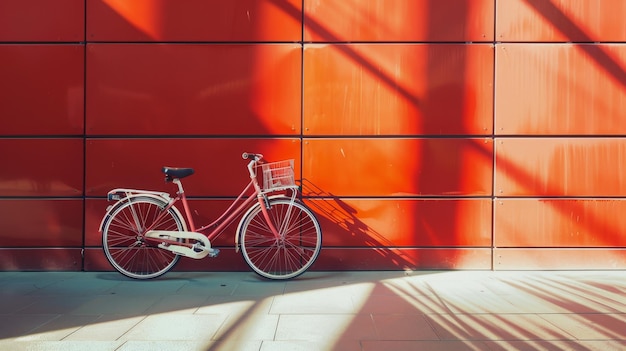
[{"left": 162, "top": 167, "right": 194, "bottom": 181}]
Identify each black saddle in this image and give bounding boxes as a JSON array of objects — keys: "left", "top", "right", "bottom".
[{"left": 162, "top": 167, "right": 194, "bottom": 182}]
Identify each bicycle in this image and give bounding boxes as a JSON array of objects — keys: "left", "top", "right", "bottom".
[{"left": 98, "top": 152, "right": 322, "bottom": 280}]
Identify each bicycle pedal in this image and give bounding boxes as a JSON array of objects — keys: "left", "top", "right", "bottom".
[{"left": 208, "top": 248, "right": 220, "bottom": 258}]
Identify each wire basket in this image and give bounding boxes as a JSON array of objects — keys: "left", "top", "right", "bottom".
[{"left": 261, "top": 160, "right": 295, "bottom": 191}]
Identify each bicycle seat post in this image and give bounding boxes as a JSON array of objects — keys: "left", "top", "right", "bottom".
[
  {"left": 172, "top": 178, "right": 197, "bottom": 232},
  {"left": 172, "top": 178, "right": 185, "bottom": 195}
]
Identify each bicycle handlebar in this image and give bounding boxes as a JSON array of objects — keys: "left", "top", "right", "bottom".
[{"left": 242, "top": 152, "right": 263, "bottom": 161}]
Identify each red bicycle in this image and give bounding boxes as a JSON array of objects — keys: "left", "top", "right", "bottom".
[{"left": 99, "top": 152, "right": 322, "bottom": 280}]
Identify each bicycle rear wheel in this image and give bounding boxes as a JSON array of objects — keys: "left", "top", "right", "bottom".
[
  {"left": 102, "top": 196, "right": 184, "bottom": 279},
  {"left": 240, "top": 198, "right": 322, "bottom": 280}
]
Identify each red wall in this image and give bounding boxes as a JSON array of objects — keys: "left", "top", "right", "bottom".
[{"left": 1, "top": 0, "right": 625, "bottom": 271}]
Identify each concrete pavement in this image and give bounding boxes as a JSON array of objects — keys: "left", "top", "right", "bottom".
[{"left": 0, "top": 270, "right": 625, "bottom": 350}]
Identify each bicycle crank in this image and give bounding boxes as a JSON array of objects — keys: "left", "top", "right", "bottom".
[{"left": 145, "top": 230, "right": 217, "bottom": 259}]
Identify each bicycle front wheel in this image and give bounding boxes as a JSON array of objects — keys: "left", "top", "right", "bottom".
[
  {"left": 102, "top": 196, "right": 184, "bottom": 279},
  {"left": 240, "top": 198, "right": 322, "bottom": 280}
]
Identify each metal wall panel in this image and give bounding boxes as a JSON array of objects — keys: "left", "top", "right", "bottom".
[
  {"left": 86, "top": 44, "right": 301, "bottom": 136},
  {"left": 88, "top": 247, "right": 490, "bottom": 272},
  {"left": 497, "top": 0, "right": 626, "bottom": 42},
  {"left": 307, "top": 199, "right": 492, "bottom": 247},
  {"left": 0, "top": 139, "right": 84, "bottom": 197},
  {"left": 0, "top": 199, "right": 83, "bottom": 247},
  {"left": 495, "top": 138, "right": 626, "bottom": 197},
  {"left": 0, "top": 249, "right": 82, "bottom": 271},
  {"left": 87, "top": 0, "right": 302, "bottom": 42},
  {"left": 304, "top": 44, "right": 494, "bottom": 135},
  {"left": 304, "top": 0, "right": 494, "bottom": 42},
  {"left": 0, "top": 0, "right": 84, "bottom": 42},
  {"left": 82, "top": 249, "right": 111, "bottom": 271},
  {"left": 495, "top": 249, "right": 626, "bottom": 270},
  {"left": 88, "top": 197, "right": 493, "bottom": 269},
  {"left": 0, "top": 45, "right": 84, "bottom": 136},
  {"left": 85, "top": 138, "right": 300, "bottom": 197},
  {"left": 315, "top": 248, "right": 492, "bottom": 270},
  {"left": 84, "top": 199, "right": 108, "bottom": 247},
  {"left": 495, "top": 44, "right": 626, "bottom": 135},
  {"left": 495, "top": 199, "right": 626, "bottom": 247},
  {"left": 303, "top": 138, "right": 493, "bottom": 197}
]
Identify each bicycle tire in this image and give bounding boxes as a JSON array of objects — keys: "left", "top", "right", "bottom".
[
  {"left": 102, "top": 196, "right": 184, "bottom": 279},
  {"left": 240, "top": 198, "right": 322, "bottom": 280}
]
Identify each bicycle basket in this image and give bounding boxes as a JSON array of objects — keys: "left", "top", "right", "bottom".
[{"left": 261, "top": 160, "right": 295, "bottom": 191}]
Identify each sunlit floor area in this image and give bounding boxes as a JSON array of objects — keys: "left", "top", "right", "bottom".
[{"left": 0, "top": 270, "right": 624, "bottom": 351}]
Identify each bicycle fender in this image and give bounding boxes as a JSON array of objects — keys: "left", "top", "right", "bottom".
[
  {"left": 98, "top": 193, "right": 187, "bottom": 233},
  {"left": 234, "top": 195, "right": 300, "bottom": 251},
  {"left": 106, "top": 188, "right": 174, "bottom": 203}
]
